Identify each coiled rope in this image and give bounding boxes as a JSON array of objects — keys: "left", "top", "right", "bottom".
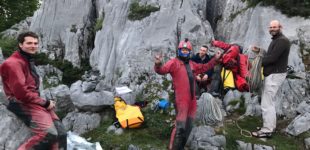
[{"left": 248, "top": 48, "right": 266, "bottom": 93}]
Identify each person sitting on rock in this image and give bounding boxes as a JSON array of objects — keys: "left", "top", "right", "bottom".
[
  {"left": 191, "top": 45, "right": 214, "bottom": 95},
  {"left": 0, "top": 31, "right": 67, "bottom": 149}
]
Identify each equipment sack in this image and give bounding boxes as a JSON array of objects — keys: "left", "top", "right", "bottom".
[{"left": 114, "top": 97, "right": 144, "bottom": 128}]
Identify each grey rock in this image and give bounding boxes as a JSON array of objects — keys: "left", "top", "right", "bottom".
[
  {"left": 0, "top": 48, "right": 4, "bottom": 64},
  {"left": 95, "top": 80, "right": 113, "bottom": 92},
  {"left": 42, "top": 84, "right": 75, "bottom": 114},
  {"left": 30, "top": 0, "right": 95, "bottom": 67},
  {"left": 46, "top": 76, "right": 60, "bottom": 85},
  {"left": 0, "top": 104, "right": 31, "bottom": 150},
  {"left": 244, "top": 95, "right": 261, "bottom": 117},
  {"left": 37, "top": 64, "right": 63, "bottom": 83},
  {"left": 82, "top": 81, "right": 97, "bottom": 93},
  {"left": 286, "top": 112, "right": 310, "bottom": 136},
  {"left": 223, "top": 90, "right": 235, "bottom": 107},
  {"left": 253, "top": 144, "right": 273, "bottom": 150},
  {"left": 62, "top": 111, "right": 101, "bottom": 135},
  {"left": 106, "top": 125, "right": 124, "bottom": 135},
  {"left": 233, "top": 90, "right": 242, "bottom": 100},
  {"left": 106, "top": 125, "right": 117, "bottom": 133},
  {"left": 0, "top": 79, "right": 8, "bottom": 105},
  {"left": 196, "top": 93, "right": 223, "bottom": 126},
  {"left": 236, "top": 140, "right": 252, "bottom": 150},
  {"left": 70, "top": 80, "right": 114, "bottom": 112},
  {"left": 236, "top": 140, "right": 274, "bottom": 150},
  {"left": 186, "top": 126, "right": 226, "bottom": 149},
  {"left": 297, "top": 25, "right": 310, "bottom": 52},
  {"left": 128, "top": 144, "right": 141, "bottom": 150},
  {"left": 114, "top": 128, "right": 124, "bottom": 135},
  {"left": 296, "top": 101, "right": 310, "bottom": 114}
]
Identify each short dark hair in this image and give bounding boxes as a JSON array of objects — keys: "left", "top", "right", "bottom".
[
  {"left": 201, "top": 45, "right": 208, "bottom": 50},
  {"left": 17, "top": 31, "right": 39, "bottom": 44}
]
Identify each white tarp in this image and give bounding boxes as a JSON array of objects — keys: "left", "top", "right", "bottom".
[{"left": 67, "top": 131, "right": 103, "bottom": 150}]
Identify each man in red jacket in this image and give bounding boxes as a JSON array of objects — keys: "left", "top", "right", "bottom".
[
  {"left": 0, "top": 31, "right": 67, "bottom": 150},
  {"left": 154, "top": 39, "right": 221, "bottom": 150}
]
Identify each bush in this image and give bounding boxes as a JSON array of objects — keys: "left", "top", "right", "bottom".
[
  {"left": 34, "top": 53, "right": 91, "bottom": 86},
  {"left": 128, "top": 1, "right": 160, "bottom": 21},
  {"left": 94, "top": 17, "right": 104, "bottom": 32},
  {"left": 0, "top": 37, "right": 17, "bottom": 58}
]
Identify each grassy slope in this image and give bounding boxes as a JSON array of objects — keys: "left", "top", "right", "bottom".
[
  {"left": 84, "top": 108, "right": 308, "bottom": 149},
  {"left": 223, "top": 115, "right": 307, "bottom": 150},
  {"left": 83, "top": 107, "right": 173, "bottom": 149}
]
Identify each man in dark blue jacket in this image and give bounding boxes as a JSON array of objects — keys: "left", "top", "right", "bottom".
[{"left": 191, "top": 45, "right": 213, "bottom": 95}]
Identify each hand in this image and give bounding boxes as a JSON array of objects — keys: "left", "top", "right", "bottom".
[
  {"left": 251, "top": 45, "right": 260, "bottom": 52},
  {"left": 211, "top": 40, "right": 220, "bottom": 46},
  {"left": 211, "top": 40, "right": 216, "bottom": 46},
  {"left": 215, "top": 50, "right": 222, "bottom": 60},
  {"left": 47, "top": 100, "right": 56, "bottom": 110},
  {"left": 196, "top": 74, "right": 202, "bottom": 81},
  {"left": 154, "top": 54, "right": 163, "bottom": 65},
  {"left": 202, "top": 74, "right": 208, "bottom": 81}
]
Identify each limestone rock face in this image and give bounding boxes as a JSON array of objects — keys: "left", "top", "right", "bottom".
[
  {"left": 30, "top": 0, "right": 95, "bottom": 67},
  {"left": 90, "top": 0, "right": 214, "bottom": 88}
]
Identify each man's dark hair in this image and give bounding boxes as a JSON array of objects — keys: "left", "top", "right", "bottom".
[
  {"left": 202, "top": 45, "right": 209, "bottom": 50},
  {"left": 17, "top": 31, "right": 39, "bottom": 44}
]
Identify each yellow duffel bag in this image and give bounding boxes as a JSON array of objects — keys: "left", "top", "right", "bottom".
[
  {"left": 114, "top": 97, "right": 144, "bottom": 128},
  {"left": 221, "top": 68, "right": 235, "bottom": 89}
]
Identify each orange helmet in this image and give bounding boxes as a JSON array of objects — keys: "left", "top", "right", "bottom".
[{"left": 178, "top": 38, "right": 192, "bottom": 51}]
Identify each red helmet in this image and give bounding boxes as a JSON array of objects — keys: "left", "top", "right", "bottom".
[{"left": 178, "top": 38, "right": 192, "bottom": 51}]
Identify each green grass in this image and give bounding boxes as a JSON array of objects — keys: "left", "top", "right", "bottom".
[
  {"left": 83, "top": 107, "right": 173, "bottom": 149},
  {"left": 83, "top": 105, "right": 309, "bottom": 149},
  {"left": 223, "top": 115, "right": 306, "bottom": 150}
]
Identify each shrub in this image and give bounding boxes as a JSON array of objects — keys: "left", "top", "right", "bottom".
[
  {"left": 0, "top": 37, "right": 17, "bottom": 58},
  {"left": 34, "top": 53, "right": 91, "bottom": 86},
  {"left": 94, "top": 17, "right": 104, "bottom": 32},
  {"left": 128, "top": 1, "right": 160, "bottom": 21}
]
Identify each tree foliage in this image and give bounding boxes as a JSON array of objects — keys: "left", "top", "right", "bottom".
[
  {"left": 246, "top": 0, "right": 310, "bottom": 17},
  {"left": 0, "top": 0, "right": 39, "bottom": 32}
]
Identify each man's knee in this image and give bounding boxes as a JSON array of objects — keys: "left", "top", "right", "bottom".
[
  {"left": 45, "top": 127, "right": 59, "bottom": 141},
  {"left": 54, "top": 120, "right": 67, "bottom": 137}
]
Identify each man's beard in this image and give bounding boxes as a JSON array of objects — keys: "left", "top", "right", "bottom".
[{"left": 270, "top": 29, "right": 280, "bottom": 36}]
